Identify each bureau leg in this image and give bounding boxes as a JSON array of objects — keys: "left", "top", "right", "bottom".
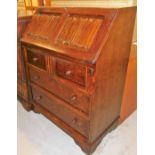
[
  {"left": 32, "top": 105, "right": 41, "bottom": 114},
  {"left": 74, "top": 118, "right": 119, "bottom": 155},
  {"left": 74, "top": 138, "right": 102, "bottom": 155}
]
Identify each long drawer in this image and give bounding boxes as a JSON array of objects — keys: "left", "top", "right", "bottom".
[
  {"left": 29, "top": 66, "right": 90, "bottom": 114},
  {"left": 31, "top": 84, "right": 89, "bottom": 137}
]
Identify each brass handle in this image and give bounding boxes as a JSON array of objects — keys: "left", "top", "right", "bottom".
[
  {"left": 38, "top": 36, "right": 48, "bottom": 41},
  {"left": 37, "top": 95, "right": 42, "bottom": 100},
  {"left": 34, "top": 76, "right": 40, "bottom": 80},
  {"left": 72, "top": 118, "right": 78, "bottom": 124},
  {"left": 65, "top": 70, "right": 72, "bottom": 76},
  {"left": 62, "top": 40, "right": 69, "bottom": 45},
  {"left": 70, "top": 95, "right": 77, "bottom": 102},
  {"left": 33, "top": 57, "right": 38, "bottom": 62},
  {"left": 89, "top": 68, "right": 94, "bottom": 76}
]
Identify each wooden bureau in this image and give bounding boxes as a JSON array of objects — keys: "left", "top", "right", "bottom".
[{"left": 19, "top": 7, "right": 136, "bottom": 154}]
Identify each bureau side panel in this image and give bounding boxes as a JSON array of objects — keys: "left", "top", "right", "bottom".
[
  {"left": 119, "top": 44, "right": 137, "bottom": 123},
  {"left": 90, "top": 7, "right": 137, "bottom": 142}
]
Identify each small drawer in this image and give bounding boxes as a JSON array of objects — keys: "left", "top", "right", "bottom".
[
  {"left": 29, "top": 66, "right": 90, "bottom": 114},
  {"left": 27, "top": 50, "right": 46, "bottom": 70},
  {"left": 55, "top": 59, "right": 86, "bottom": 87},
  {"left": 31, "top": 84, "right": 89, "bottom": 137}
]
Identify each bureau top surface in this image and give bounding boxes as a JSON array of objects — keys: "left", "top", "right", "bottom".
[{"left": 21, "top": 7, "right": 136, "bottom": 64}]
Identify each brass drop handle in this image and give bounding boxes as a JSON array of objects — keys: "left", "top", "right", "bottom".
[
  {"left": 37, "top": 95, "right": 42, "bottom": 100},
  {"left": 65, "top": 70, "right": 72, "bottom": 76},
  {"left": 34, "top": 76, "right": 40, "bottom": 80},
  {"left": 62, "top": 40, "right": 69, "bottom": 45},
  {"left": 70, "top": 95, "right": 77, "bottom": 102},
  {"left": 33, "top": 57, "right": 39, "bottom": 62},
  {"left": 38, "top": 36, "right": 48, "bottom": 41},
  {"left": 89, "top": 68, "right": 94, "bottom": 76},
  {"left": 72, "top": 118, "right": 78, "bottom": 124}
]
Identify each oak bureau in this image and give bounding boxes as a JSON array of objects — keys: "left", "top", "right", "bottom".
[{"left": 19, "top": 7, "right": 136, "bottom": 154}]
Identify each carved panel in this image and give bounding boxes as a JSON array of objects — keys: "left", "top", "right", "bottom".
[
  {"left": 24, "top": 13, "right": 61, "bottom": 43},
  {"left": 57, "top": 15, "right": 104, "bottom": 51}
]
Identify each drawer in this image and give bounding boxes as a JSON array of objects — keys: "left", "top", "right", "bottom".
[
  {"left": 29, "top": 66, "right": 90, "bottom": 114},
  {"left": 27, "top": 50, "right": 46, "bottom": 70},
  {"left": 55, "top": 59, "right": 86, "bottom": 87},
  {"left": 31, "top": 84, "right": 89, "bottom": 137}
]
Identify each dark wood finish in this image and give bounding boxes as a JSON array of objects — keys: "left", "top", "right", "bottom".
[
  {"left": 27, "top": 50, "right": 46, "bottom": 70},
  {"left": 17, "top": 80, "right": 28, "bottom": 100},
  {"left": 89, "top": 8, "right": 137, "bottom": 143},
  {"left": 29, "top": 65, "right": 90, "bottom": 114},
  {"left": 20, "top": 7, "right": 136, "bottom": 154},
  {"left": 31, "top": 83, "right": 89, "bottom": 137},
  {"left": 56, "top": 58, "right": 86, "bottom": 86},
  {"left": 56, "top": 14, "right": 104, "bottom": 51},
  {"left": 17, "top": 13, "right": 33, "bottom": 110},
  {"left": 21, "top": 8, "right": 118, "bottom": 65},
  {"left": 119, "top": 44, "right": 137, "bottom": 123}
]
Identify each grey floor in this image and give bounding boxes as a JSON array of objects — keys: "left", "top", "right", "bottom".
[{"left": 17, "top": 101, "right": 137, "bottom": 155}]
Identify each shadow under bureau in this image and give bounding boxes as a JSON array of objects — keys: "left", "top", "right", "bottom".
[{"left": 19, "top": 7, "right": 136, "bottom": 154}]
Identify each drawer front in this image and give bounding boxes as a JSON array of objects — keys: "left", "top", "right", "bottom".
[
  {"left": 55, "top": 59, "right": 86, "bottom": 87},
  {"left": 31, "top": 84, "right": 89, "bottom": 137},
  {"left": 29, "top": 66, "right": 90, "bottom": 114},
  {"left": 27, "top": 50, "right": 46, "bottom": 70}
]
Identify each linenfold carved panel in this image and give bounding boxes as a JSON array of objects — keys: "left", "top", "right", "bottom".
[
  {"left": 24, "top": 13, "right": 61, "bottom": 43},
  {"left": 56, "top": 15, "right": 104, "bottom": 51}
]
